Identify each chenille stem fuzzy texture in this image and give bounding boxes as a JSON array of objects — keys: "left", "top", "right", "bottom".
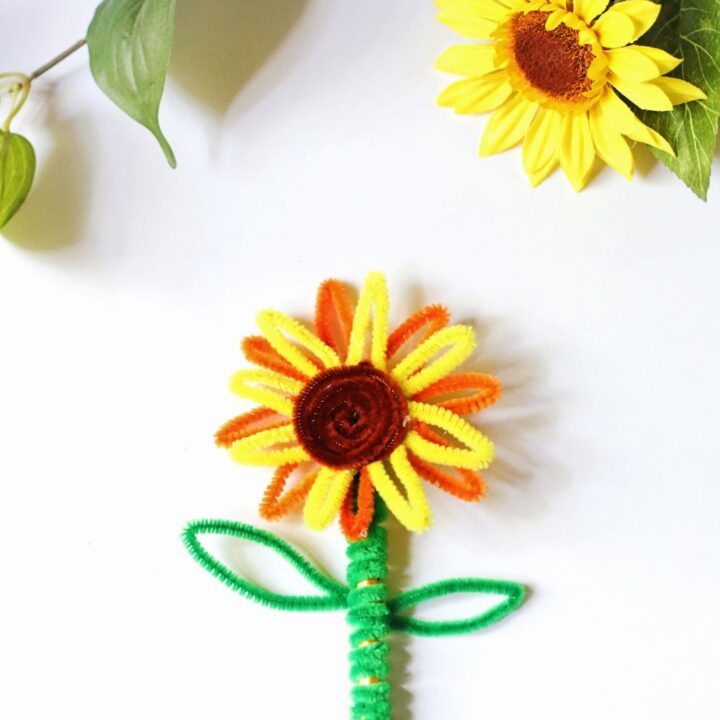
[
  {"left": 182, "top": 513, "right": 527, "bottom": 718},
  {"left": 182, "top": 519, "right": 348, "bottom": 611},
  {"left": 346, "top": 505, "right": 392, "bottom": 720},
  {"left": 217, "top": 272, "right": 502, "bottom": 538},
  {"left": 341, "top": 469, "right": 377, "bottom": 542}
]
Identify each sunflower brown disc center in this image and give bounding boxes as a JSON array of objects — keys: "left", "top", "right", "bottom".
[
  {"left": 293, "top": 362, "right": 409, "bottom": 470},
  {"left": 510, "top": 11, "right": 594, "bottom": 101}
]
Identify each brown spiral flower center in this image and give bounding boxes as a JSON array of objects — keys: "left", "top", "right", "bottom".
[
  {"left": 509, "top": 11, "right": 594, "bottom": 101},
  {"left": 293, "top": 362, "right": 409, "bottom": 470}
]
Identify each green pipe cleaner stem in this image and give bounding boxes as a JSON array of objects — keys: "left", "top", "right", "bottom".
[{"left": 346, "top": 504, "right": 392, "bottom": 720}]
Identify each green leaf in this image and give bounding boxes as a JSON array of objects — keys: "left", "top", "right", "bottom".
[
  {"left": 388, "top": 577, "right": 526, "bottom": 637},
  {"left": 87, "top": 0, "right": 177, "bottom": 167},
  {"left": 638, "top": 0, "right": 720, "bottom": 200},
  {"left": 182, "top": 519, "right": 349, "bottom": 612},
  {"left": 0, "top": 132, "right": 36, "bottom": 229}
]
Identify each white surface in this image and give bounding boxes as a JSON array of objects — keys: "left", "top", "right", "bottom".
[{"left": 1, "top": 1, "right": 719, "bottom": 719}]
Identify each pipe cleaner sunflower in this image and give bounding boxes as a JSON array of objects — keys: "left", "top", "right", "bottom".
[
  {"left": 188, "top": 274, "right": 525, "bottom": 720},
  {"left": 435, "top": 0, "right": 707, "bottom": 189},
  {"left": 216, "top": 272, "right": 501, "bottom": 539}
]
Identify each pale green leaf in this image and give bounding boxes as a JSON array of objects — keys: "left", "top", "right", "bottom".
[
  {"left": 0, "top": 132, "right": 36, "bottom": 229},
  {"left": 87, "top": 0, "right": 177, "bottom": 167},
  {"left": 638, "top": 0, "right": 720, "bottom": 200}
]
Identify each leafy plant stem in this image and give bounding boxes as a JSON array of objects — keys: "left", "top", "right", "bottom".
[
  {"left": 0, "top": 74, "right": 30, "bottom": 132},
  {"left": 1, "top": 38, "right": 86, "bottom": 133},
  {"left": 29, "top": 39, "right": 87, "bottom": 81}
]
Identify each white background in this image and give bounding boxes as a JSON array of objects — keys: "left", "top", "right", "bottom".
[{"left": 1, "top": 1, "right": 719, "bottom": 718}]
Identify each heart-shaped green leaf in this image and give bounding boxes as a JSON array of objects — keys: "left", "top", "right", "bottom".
[
  {"left": 87, "top": 0, "right": 177, "bottom": 167},
  {"left": 639, "top": 0, "right": 720, "bottom": 200},
  {"left": 182, "top": 519, "right": 349, "bottom": 611},
  {"left": 388, "top": 577, "right": 526, "bottom": 636},
  {"left": 0, "top": 132, "right": 36, "bottom": 229}
]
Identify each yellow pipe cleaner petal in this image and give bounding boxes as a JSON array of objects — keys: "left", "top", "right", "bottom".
[
  {"left": 346, "top": 272, "right": 390, "bottom": 371},
  {"left": 304, "top": 467, "right": 354, "bottom": 530},
  {"left": 257, "top": 309, "right": 340, "bottom": 378},
  {"left": 229, "top": 369, "right": 303, "bottom": 416},
  {"left": 391, "top": 325, "right": 476, "bottom": 396},
  {"left": 229, "top": 423, "right": 309, "bottom": 466},
  {"left": 406, "top": 402, "right": 494, "bottom": 470},
  {"left": 368, "top": 448, "right": 432, "bottom": 532}
]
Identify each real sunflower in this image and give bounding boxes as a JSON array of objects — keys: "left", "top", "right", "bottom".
[
  {"left": 436, "top": 0, "right": 707, "bottom": 189},
  {"left": 216, "top": 273, "right": 501, "bottom": 540}
]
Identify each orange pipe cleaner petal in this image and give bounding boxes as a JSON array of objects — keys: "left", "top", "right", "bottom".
[
  {"left": 387, "top": 304, "right": 450, "bottom": 360},
  {"left": 241, "top": 335, "right": 309, "bottom": 382},
  {"left": 215, "top": 406, "right": 287, "bottom": 448},
  {"left": 260, "top": 464, "right": 318, "bottom": 521},
  {"left": 340, "top": 468, "right": 376, "bottom": 542},
  {"left": 315, "top": 279, "right": 354, "bottom": 361},
  {"left": 411, "top": 421, "right": 487, "bottom": 500},
  {"left": 407, "top": 450, "right": 486, "bottom": 502},
  {"left": 415, "top": 421, "right": 457, "bottom": 448},
  {"left": 413, "top": 372, "right": 502, "bottom": 414}
]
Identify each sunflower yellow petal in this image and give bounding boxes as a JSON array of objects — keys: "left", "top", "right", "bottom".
[
  {"left": 346, "top": 271, "right": 389, "bottom": 370},
  {"left": 605, "top": 0, "right": 661, "bottom": 42},
  {"left": 391, "top": 325, "right": 476, "bottom": 395},
  {"left": 593, "top": 10, "right": 636, "bottom": 48},
  {"left": 437, "top": 13, "right": 498, "bottom": 38},
  {"left": 609, "top": 74, "right": 673, "bottom": 110},
  {"left": 597, "top": 88, "right": 675, "bottom": 155},
  {"left": 632, "top": 46, "right": 682, "bottom": 75},
  {"left": 367, "top": 449, "right": 432, "bottom": 533},
  {"left": 435, "top": 43, "right": 501, "bottom": 76},
  {"left": 436, "top": 0, "right": 504, "bottom": 37},
  {"left": 479, "top": 94, "right": 538, "bottom": 156},
  {"left": 559, "top": 112, "right": 595, "bottom": 191},
  {"left": 650, "top": 76, "right": 707, "bottom": 104},
  {"left": 229, "top": 369, "right": 301, "bottom": 416},
  {"left": 437, "top": 0, "right": 513, "bottom": 21},
  {"left": 587, "top": 54, "right": 610, "bottom": 81},
  {"left": 528, "top": 156, "right": 559, "bottom": 186},
  {"left": 229, "top": 423, "right": 309, "bottom": 466},
  {"left": 545, "top": 9, "right": 568, "bottom": 29},
  {"left": 304, "top": 468, "right": 353, "bottom": 530},
  {"left": 574, "top": 0, "right": 610, "bottom": 22},
  {"left": 437, "top": 73, "right": 513, "bottom": 114},
  {"left": 606, "top": 47, "right": 663, "bottom": 81},
  {"left": 406, "top": 402, "right": 494, "bottom": 469},
  {"left": 523, "top": 108, "right": 563, "bottom": 174},
  {"left": 589, "top": 103, "right": 634, "bottom": 179},
  {"left": 257, "top": 310, "right": 340, "bottom": 378}
]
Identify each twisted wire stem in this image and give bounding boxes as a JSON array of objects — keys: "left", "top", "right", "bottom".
[{"left": 346, "top": 504, "right": 392, "bottom": 720}]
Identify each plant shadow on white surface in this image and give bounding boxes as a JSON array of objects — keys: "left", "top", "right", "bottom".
[
  {"left": 470, "top": 322, "right": 566, "bottom": 532},
  {"left": 404, "top": 281, "right": 565, "bottom": 534},
  {"left": 3, "top": 86, "right": 91, "bottom": 251},
  {"left": 379, "top": 282, "right": 563, "bottom": 720},
  {"left": 633, "top": 144, "right": 660, "bottom": 179},
  {"left": 171, "top": 0, "right": 309, "bottom": 117}
]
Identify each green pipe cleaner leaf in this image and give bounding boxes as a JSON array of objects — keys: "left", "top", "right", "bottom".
[
  {"left": 182, "top": 519, "right": 349, "bottom": 612},
  {"left": 388, "top": 577, "right": 526, "bottom": 637}
]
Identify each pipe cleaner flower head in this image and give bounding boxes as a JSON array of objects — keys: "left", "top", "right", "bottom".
[
  {"left": 435, "top": 0, "right": 707, "bottom": 189},
  {"left": 216, "top": 272, "right": 501, "bottom": 539}
]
